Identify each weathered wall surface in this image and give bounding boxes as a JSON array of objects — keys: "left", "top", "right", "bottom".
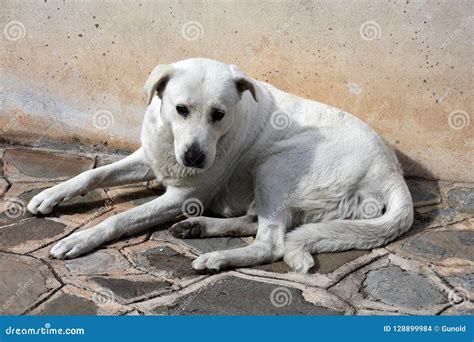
[{"left": 1, "top": 0, "right": 472, "bottom": 181}]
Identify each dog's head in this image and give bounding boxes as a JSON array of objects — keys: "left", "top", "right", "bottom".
[{"left": 143, "top": 58, "right": 257, "bottom": 170}]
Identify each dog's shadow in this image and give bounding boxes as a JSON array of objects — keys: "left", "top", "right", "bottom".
[
  {"left": 388, "top": 147, "right": 441, "bottom": 240},
  {"left": 104, "top": 186, "right": 166, "bottom": 207}
]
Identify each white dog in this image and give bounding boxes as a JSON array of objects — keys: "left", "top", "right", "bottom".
[{"left": 27, "top": 58, "right": 413, "bottom": 273}]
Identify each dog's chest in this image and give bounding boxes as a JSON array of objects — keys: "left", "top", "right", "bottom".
[{"left": 208, "top": 165, "right": 255, "bottom": 217}]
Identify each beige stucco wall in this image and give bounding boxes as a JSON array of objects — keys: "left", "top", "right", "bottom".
[{"left": 1, "top": 0, "right": 472, "bottom": 181}]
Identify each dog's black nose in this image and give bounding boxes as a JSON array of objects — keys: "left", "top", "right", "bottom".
[{"left": 183, "top": 143, "right": 206, "bottom": 168}]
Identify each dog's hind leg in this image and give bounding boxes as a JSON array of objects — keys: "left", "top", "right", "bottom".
[
  {"left": 191, "top": 214, "right": 287, "bottom": 273},
  {"left": 27, "top": 147, "right": 155, "bottom": 215},
  {"left": 170, "top": 215, "right": 258, "bottom": 238},
  {"left": 191, "top": 155, "right": 296, "bottom": 273},
  {"left": 284, "top": 174, "right": 413, "bottom": 273}
]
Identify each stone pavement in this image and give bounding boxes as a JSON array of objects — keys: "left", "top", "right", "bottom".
[{"left": 0, "top": 146, "right": 472, "bottom": 315}]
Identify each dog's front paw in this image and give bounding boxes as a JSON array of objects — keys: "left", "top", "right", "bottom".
[
  {"left": 50, "top": 229, "right": 101, "bottom": 259},
  {"left": 170, "top": 220, "right": 202, "bottom": 239},
  {"left": 192, "top": 252, "right": 225, "bottom": 274},
  {"left": 27, "top": 188, "right": 66, "bottom": 215}
]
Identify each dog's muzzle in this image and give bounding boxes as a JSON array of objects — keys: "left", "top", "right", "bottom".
[{"left": 183, "top": 143, "right": 206, "bottom": 168}]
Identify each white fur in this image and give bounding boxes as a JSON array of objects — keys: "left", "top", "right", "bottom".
[{"left": 27, "top": 58, "right": 413, "bottom": 273}]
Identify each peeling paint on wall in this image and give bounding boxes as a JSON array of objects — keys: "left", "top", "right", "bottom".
[{"left": 347, "top": 82, "right": 362, "bottom": 95}]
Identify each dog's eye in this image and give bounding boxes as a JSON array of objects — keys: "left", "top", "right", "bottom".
[
  {"left": 211, "top": 109, "right": 225, "bottom": 122},
  {"left": 176, "top": 105, "right": 189, "bottom": 117}
]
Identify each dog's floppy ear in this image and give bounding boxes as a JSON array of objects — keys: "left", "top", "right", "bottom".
[
  {"left": 143, "top": 64, "right": 174, "bottom": 105},
  {"left": 230, "top": 64, "right": 257, "bottom": 102}
]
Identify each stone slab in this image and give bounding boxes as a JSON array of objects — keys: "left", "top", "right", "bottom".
[
  {"left": 391, "top": 229, "right": 474, "bottom": 265},
  {"left": 0, "top": 217, "right": 75, "bottom": 254},
  {"left": 153, "top": 276, "right": 345, "bottom": 315},
  {"left": 411, "top": 182, "right": 474, "bottom": 229},
  {"left": 330, "top": 255, "right": 450, "bottom": 314},
  {"left": 413, "top": 206, "right": 467, "bottom": 229},
  {"left": 0, "top": 252, "right": 61, "bottom": 314},
  {"left": 152, "top": 227, "right": 250, "bottom": 256},
  {"left": 447, "top": 187, "right": 474, "bottom": 214},
  {"left": 122, "top": 241, "right": 200, "bottom": 282},
  {"left": 0, "top": 196, "right": 33, "bottom": 227},
  {"left": 440, "top": 304, "right": 474, "bottom": 316},
  {"left": 406, "top": 179, "right": 441, "bottom": 207},
  {"left": 0, "top": 178, "right": 8, "bottom": 197},
  {"left": 31, "top": 247, "right": 141, "bottom": 277},
  {"left": 31, "top": 285, "right": 130, "bottom": 315},
  {"left": 3, "top": 148, "right": 94, "bottom": 182},
  {"left": 361, "top": 265, "right": 446, "bottom": 308},
  {"left": 64, "top": 249, "right": 141, "bottom": 277},
  {"left": 447, "top": 273, "right": 473, "bottom": 292},
  {"left": 0, "top": 148, "right": 4, "bottom": 176},
  {"left": 63, "top": 274, "right": 174, "bottom": 304}
]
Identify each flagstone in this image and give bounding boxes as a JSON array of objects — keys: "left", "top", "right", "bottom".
[
  {"left": 0, "top": 252, "right": 60, "bottom": 314},
  {"left": 3, "top": 148, "right": 94, "bottom": 182}
]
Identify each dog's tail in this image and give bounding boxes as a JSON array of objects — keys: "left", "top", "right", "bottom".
[{"left": 283, "top": 173, "right": 413, "bottom": 273}]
